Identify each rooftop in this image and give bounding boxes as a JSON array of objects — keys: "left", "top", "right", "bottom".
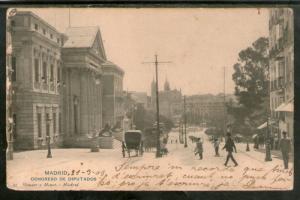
[{"left": 63, "top": 26, "right": 99, "bottom": 48}]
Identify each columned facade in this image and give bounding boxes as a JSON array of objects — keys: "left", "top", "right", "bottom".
[{"left": 62, "top": 48, "right": 103, "bottom": 145}]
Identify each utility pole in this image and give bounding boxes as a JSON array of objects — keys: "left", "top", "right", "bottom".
[
  {"left": 142, "top": 54, "right": 171, "bottom": 158},
  {"left": 184, "top": 95, "right": 187, "bottom": 148}
]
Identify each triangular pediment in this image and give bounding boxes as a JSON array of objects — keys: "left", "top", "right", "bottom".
[{"left": 91, "top": 30, "right": 107, "bottom": 60}]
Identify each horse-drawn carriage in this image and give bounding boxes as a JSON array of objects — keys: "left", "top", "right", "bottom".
[{"left": 122, "top": 130, "right": 144, "bottom": 158}]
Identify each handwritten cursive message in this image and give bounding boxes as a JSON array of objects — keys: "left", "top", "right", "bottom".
[{"left": 9, "top": 158, "right": 293, "bottom": 191}]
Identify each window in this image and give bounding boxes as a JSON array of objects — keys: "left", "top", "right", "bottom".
[
  {"left": 34, "top": 58, "right": 39, "bottom": 82},
  {"left": 43, "top": 28, "right": 46, "bottom": 35},
  {"left": 57, "top": 38, "right": 60, "bottom": 44},
  {"left": 53, "top": 113, "right": 56, "bottom": 134},
  {"left": 37, "top": 113, "right": 42, "bottom": 137},
  {"left": 42, "top": 62, "right": 47, "bottom": 83},
  {"left": 50, "top": 64, "right": 54, "bottom": 82},
  {"left": 34, "top": 23, "right": 38, "bottom": 30},
  {"left": 50, "top": 33, "right": 53, "bottom": 39},
  {"left": 11, "top": 20, "right": 15, "bottom": 27},
  {"left": 11, "top": 56, "right": 16, "bottom": 81}
]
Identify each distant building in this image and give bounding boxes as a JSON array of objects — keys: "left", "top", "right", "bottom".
[
  {"left": 9, "top": 11, "right": 66, "bottom": 149},
  {"left": 129, "top": 91, "right": 149, "bottom": 109},
  {"left": 151, "top": 78, "right": 183, "bottom": 122},
  {"left": 269, "top": 8, "right": 294, "bottom": 140},
  {"left": 186, "top": 94, "right": 236, "bottom": 128},
  {"left": 185, "top": 94, "right": 234, "bottom": 128},
  {"left": 102, "top": 61, "right": 124, "bottom": 129}
]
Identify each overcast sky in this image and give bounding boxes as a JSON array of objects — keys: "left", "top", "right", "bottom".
[{"left": 18, "top": 8, "right": 269, "bottom": 95}]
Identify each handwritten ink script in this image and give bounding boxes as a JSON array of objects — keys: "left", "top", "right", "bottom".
[{"left": 7, "top": 159, "right": 293, "bottom": 190}]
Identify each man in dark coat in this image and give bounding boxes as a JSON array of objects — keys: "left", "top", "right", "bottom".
[
  {"left": 194, "top": 138, "right": 204, "bottom": 160},
  {"left": 223, "top": 132, "right": 238, "bottom": 167},
  {"left": 279, "top": 131, "right": 291, "bottom": 169}
]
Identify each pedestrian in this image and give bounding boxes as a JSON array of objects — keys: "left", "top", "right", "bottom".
[
  {"left": 213, "top": 138, "right": 220, "bottom": 156},
  {"left": 223, "top": 132, "right": 238, "bottom": 167},
  {"left": 194, "top": 138, "right": 203, "bottom": 160},
  {"left": 279, "top": 131, "right": 291, "bottom": 169}
]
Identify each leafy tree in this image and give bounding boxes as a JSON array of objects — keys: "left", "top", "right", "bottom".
[
  {"left": 229, "top": 37, "right": 269, "bottom": 136},
  {"left": 133, "top": 106, "right": 174, "bottom": 132}
]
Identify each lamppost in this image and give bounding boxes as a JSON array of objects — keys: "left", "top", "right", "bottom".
[
  {"left": 265, "top": 117, "right": 272, "bottom": 161},
  {"left": 265, "top": 64, "right": 272, "bottom": 161},
  {"left": 46, "top": 116, "right": 53, "bottom": 158},
  {"left": 246, "top": 137, "right": 250, "bottom": 151}
]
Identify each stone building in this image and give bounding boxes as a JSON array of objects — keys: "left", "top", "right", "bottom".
[
  {"left": 62, "top": 27, "right": 105, "bottom": 144},
  {"left": 9, "top": 11, "right": 125, "bottom": 149},
  {"left": 151, "top": 78, "right": 183, "bottom": 122},
  {"left": 9, "top": 11, "right": 66, "bottom": 149},
  {"left": 102, "top": 61, "right": 124, "bottom": 129},
  {"left": 269, "top": 8, "right": 294, "bottom": 140},
  {"left": 185, "top": 94, "right": 227, "bottom": 127}
]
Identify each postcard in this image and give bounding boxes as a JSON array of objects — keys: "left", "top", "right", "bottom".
[{"left": 6, "top": 7, "right": 294, "bottom": 191}]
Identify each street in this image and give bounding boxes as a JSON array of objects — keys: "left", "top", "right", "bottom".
[{"left": 7, "top": 128, "right": 293, "bottom": 191}]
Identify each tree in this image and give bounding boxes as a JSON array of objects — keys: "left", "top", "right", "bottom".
[
  {"left": 229, "top": 37, "right": 269, "bottom": 136},
  {"left": 133, "top": 106, "right": 174, "bottom": 132}
]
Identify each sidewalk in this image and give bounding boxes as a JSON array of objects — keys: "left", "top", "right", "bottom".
[
  {"left": 233, "top": 142, "right": 294, "bottom": 163},
  {"left": 254, "top": 147, "right": 294, "bottom": 162}
]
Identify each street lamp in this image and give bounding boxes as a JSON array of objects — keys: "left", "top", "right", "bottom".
[
  {"left": 46, "top": 135, "right": 52, "bottom": 158},
  {"left": 246, "top": 137, "right": 250, "bottom": 151},
  {"left": 265, "top": 117, "right": 272, "bottom": 161},
  {"left": 46, "top": 116, "right": 53, "bottom": 158}
]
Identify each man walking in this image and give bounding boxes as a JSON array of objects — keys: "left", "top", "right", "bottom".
[
  {"left": 223, "top": 132, "right": 238, "bottom": 167},
  {"left": 279, "top": 131, "right": 291, "bottom": 169},
  {"left": 194, "top": 138, "right": 203, "bottom": 160}
]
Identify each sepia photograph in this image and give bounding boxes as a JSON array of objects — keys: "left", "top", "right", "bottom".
[{"left": 6, "top": 7, "right": 294, "bottom": 191}]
